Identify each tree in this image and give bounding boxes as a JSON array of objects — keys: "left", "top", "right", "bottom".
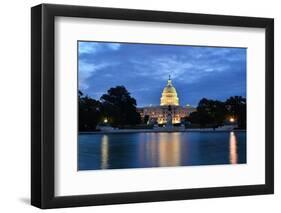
[
  {"left": 225, "top": 96, "right": 246, "bottom": 129},
  {"left": 196, "top": 98, "right": 226, "bottom": 127},
  {"left": 187, "top": 96, "right": 246, "bottom": 129},
  {"left": 79, "top": 90, "right": 102, "bottom": 131},
  {"left": 100, "top": 86, "right": 141, "bottom": 127}
]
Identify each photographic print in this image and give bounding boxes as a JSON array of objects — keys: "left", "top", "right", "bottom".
[
  {"left": 78, "top": 41, "right": 247, "bottom": 171},
  {"left": 31, "top": 4, "right": 274, "bottom": 208}
]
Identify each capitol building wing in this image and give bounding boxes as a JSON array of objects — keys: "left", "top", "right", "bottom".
[{"left": 137, "top": 77, "right": 196, "bottom": 125}]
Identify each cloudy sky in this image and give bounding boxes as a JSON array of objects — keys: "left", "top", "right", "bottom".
[{"left": 78, "top": 41, "right": 246, "bottom": 107}]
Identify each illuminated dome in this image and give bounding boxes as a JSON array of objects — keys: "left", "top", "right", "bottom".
[{"left": 160, "top": 76, "right": 179, "bottom": 106}]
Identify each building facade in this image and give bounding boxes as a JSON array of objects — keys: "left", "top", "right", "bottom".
[{"left": 137, "top": 77, "right": 196, "bottom": 125}]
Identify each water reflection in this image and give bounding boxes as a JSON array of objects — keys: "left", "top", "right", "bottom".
[
  {"left": 159, "top": 133, "right": 181, "bottom": 167},
  {"left": 229, "top": 132, "right": 238, "bottom": 164},
  {"left": 139, "top": 133, "right": 182, "bottom": 167},
  {"left": 79, "top": 131, "right": 246, "bottom": 170},
  {"left": 101, "top": 135, "right": 109, "bottom": 169}
]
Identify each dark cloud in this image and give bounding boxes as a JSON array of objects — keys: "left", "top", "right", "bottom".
[{"left": 79, "top": 41, "right": 246, "bottom": 106}]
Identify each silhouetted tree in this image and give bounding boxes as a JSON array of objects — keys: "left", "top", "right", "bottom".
[
  {"left": 79, "top": 90, "right": 102, "bottom": 131},
  {"left": 187, "top": 97, "right": 245, "bottom": 129},
  {"left": 225, "top": 96, "right": 246, "bottom": 129},
  {"left": 195, "top": 98, "right": 225, "bottom": 127},
  {"left": 100, "top": 86, "right": 141, "bottom": 127}
]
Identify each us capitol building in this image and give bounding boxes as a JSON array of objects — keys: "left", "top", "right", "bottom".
[{"left": 137, "top": 76, "right": 196, "bottom": 125}]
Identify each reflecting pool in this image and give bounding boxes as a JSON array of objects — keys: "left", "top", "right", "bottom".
[{"left": 78, "top": 131, "right": 246, "bottom": 170}]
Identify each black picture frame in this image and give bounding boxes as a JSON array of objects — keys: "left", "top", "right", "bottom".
[{"left": 31, "top": 3, "right": 274, "bottom": 209}]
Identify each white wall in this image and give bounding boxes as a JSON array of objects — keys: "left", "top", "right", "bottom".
[{"left": 0, "top": 0, "right": 279, "bottom": 212}]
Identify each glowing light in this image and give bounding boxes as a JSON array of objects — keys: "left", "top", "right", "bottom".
[
  {"left": 104, "top": 118, "right": 108, "bottom": 123},
  {"left": 229, "top": 117, "right": 235, "bottom": 123}
]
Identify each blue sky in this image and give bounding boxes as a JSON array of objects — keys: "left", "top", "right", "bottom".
[{"left": 78, "top": 41, "right": 246, "bottom": 107}]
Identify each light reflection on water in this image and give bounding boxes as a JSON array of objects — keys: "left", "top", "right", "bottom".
[
  {"left": 139, "top": 133, "right": 181, "bottom": 167},
  {"left": 101, "top": 135, "right": 109, "bottom": 169},
  {"left": 79, "top": 131, "right": 246, "bottom": 170},
  {"left": 229, "top": 132, "right": 238, "bottom": 164}
]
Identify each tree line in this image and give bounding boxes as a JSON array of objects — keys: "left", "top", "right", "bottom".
[
  {"left": 79, "top": 86, "right": 141, "bottom": 131},
  {"left": 79, "top": 85, "right": 246, "bottom": 131},
  {"left": 186, "top": 96, "right": 246, "bottom": 129}
]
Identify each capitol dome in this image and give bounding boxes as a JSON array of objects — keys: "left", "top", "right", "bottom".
[{"left": 160, "top": 76, "right": 179, "bottom": 106}]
